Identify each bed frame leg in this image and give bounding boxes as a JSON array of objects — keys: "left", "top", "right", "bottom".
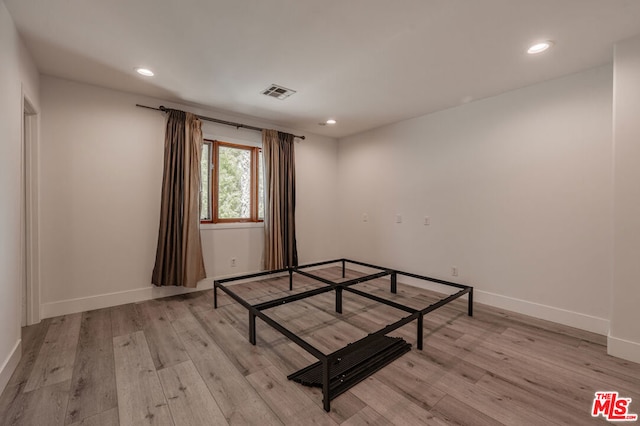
[
  {"left": 335, "top": 288, "right": 343, "bottom": 314},
  {"left": 289, "top": 269, "right": 293, "bottom": 291},
  {"left": 213, "top": 283, "right": 218, "bottom": 309},
  {"left": 417, "top": 313, "right": 424, "bottom": 350},
  {"left": 468, "top": 288, "right": 473, "bottom": 317},
  {"left": 341, "top": 259, "right": 346, "bottom": 279},
  {"left": 322, "top": 358, "right": 331, "bottom": 412},
  {"left": 391, "top": 272, "right": 397, "bottom": 294},
  {"left": 249, "top": 312, "right": 257, "bottom": 345}
]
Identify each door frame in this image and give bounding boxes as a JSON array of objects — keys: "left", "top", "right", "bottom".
[{"left": 22, "top": 92, "right": 40, "bottom": 325}]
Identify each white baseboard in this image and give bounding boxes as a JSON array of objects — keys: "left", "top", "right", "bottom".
[
  {"left": 343, "top": 262, "right": 609, "bottom": 336},
  {"left": 40, "top": 269, "right": 271, "bottom": 319},
  {"left": 474, "top": 290, "right": 609, "bottom": 335},
  {"left": 39, "top": 262, "right": 343, "bottom": 319},
  {"left": 39, "top": 263, "right": 609, "bottom": 339},
  {"left": 607, "top": 335, "right": 640, "bottom": 364},
  {"left": 396, "top": 280, "right": 608, "bottom": 335},
  {"left": 0, "top": 340, "right": 21, "bottom": 395},
  {"left": 41, "top": 281, "right": 212, "bottom": 318}
]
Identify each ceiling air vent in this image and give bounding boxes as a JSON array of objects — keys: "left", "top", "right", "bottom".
[{"left": 262, "top": 84, "right": 296, "bottom": 100}]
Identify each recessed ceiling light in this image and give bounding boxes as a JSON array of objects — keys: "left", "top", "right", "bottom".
[
  {"left": 527, "top": 41, "right": 553, "bottom": 55},
  {"left": 326, "top": 119, "right": 337, "bottom": 125},
  {"left": 136, "top": 68, "right": 155, "bottom": 77}
]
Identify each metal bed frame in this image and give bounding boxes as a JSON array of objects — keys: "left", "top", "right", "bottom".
[{"left": 213, "top": 258, "right": 473, "bottom": 412}]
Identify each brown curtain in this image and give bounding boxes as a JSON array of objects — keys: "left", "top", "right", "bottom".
[
  {"left": 263, "top": 129, "right": 298, "bottom": 270},
  {"left": 152, "top": 109, "right": 206, "bottom": 287}
]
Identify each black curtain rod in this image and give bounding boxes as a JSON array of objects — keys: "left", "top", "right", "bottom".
[{"left": 135, "top": 104, "right": 305, "bottom": 140}]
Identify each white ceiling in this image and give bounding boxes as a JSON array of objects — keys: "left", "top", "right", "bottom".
[{"left": 6, "top": 0, "right": 640, "bottom": 138}]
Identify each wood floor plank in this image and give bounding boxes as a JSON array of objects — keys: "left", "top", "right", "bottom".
[
  {"left": 136, "top": 300, "right": 190, "bottom": 370},
  {"left": 65, "top": 308, "right": 117, "bottom": 424},
  {"left": 272, "top": 312, "right": 366, "bottom": 355},
  {"left": 21, "top": 319, "right": 52, "bottom": 349},
  {"left": 24, "top": 313, "right": 82, "bottom": 392},
  {"left": 370, "top": 353, "right": 448, "bottom": 410},
  {"left": 292, "top": 384, "right": 367, "bottom": 424},
  {"left": 110, "top": 303, "right": 144, "bottom": 338},
  {"left": 498, "top": 320, "right": 583, "bottom": 348},
  {"left": 304, "top": 386, "right": 367, "bottom": 424},
  {"left": 159, "top": 296, "right": 193, "bottom": 323},
  {"left": 463, "top": 339, "right": 606, "bottom": 412},
  {"left": 492, "top": 327, "right": 640, "bottom": 394},
  {"left": 236, "top": 312, "right": 317, "bottom": 371},
  {"left": 479, "top": 336, "right": 640, "bottom": 402},
  {"left": 157, "top": 360, "right": 228, "bottom": 426},
  {"left": 578, "top": 339, "right": 640, "bottom": 381},
  {"left": 348, "top": 376, "right": 448, "bottom": 426},
  {"left": 246, "top": 366, "right": 339, "bottom": 425},
  {"left": 215, "top": 274, "right": 324, "bottom": 309},
  {"left": 265, "top": 300, "right": 368, "bottom": 354},
  {"left": 113, "top": 331, "right": 173, "bottom": 426},
  {"left": 430, "top": 394, "right": 504, "bottom": 426},
  {"left": 422, "top": 321, "right": 497, "bottom": 358},
  {"left": 232, "top": 318, "right": 366, "bottom": 424},
  {"left": 0, "top": 318, "right": 51, "bottom": 417},
  {"left": 69, "top": 407, "right": 119, "bottom": 426},
  {"left": 182, "top": 290, "right": 214, "bottom": 314},
  {"left": 193, "top": 308, "right": 272, "bottom": 376},
  {"left": 475, "top": 372, "right": 610, "bottom": 425},
  {"left": 491, "top": 309, "right": 607, "bottom": 346},
  {"left": 340, "top": 406, "right": 390, "bottom": 426},
  {"left": 2, "top": 271, "right": 640, "bottom": 426},
  {"left": 1, "top": 379, "right": 70, "bottom": 426},
  {"left": 432, "top": 370, "right": 556, "bottom": 425},
  {"left": 172, "top": 315, "right": 282, "bottom": 425},
  {"left": 216, "top": 280, "right": 277, "bottom": 307}
]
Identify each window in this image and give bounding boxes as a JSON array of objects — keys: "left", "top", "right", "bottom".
[{"left": 201, "top": 139, "right": 264, "bottom": 223}]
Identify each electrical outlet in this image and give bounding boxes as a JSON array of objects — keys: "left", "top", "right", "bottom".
[
  {"left": 451, "top": 267, "right": 458, "bottom": 277},
  {"left": 424, "top": 216, "right": 430, "bottom": 226},
  {"left": 231, "top": 258, "right": 237, "bottom": 268},
  {"left": 396, "top": 214, "right": 402, "bottom": 223},
  {"left": 362, "top": 213, "right": 369, "bottom": 222}
]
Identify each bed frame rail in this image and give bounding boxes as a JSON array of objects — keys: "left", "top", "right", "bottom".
[{"left": 213, "top": 258, "right": 473, "bottom": 411}]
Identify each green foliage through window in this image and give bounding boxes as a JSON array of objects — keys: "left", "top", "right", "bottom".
[
  {"left": 200, "top": 143, "right": 211, "bottom": 220},
  {"left": 218, "top": 146, "right": 251, "bottom": 219},
  {"left": 200, "top": 140, "right": 264, "bottom": 223}
]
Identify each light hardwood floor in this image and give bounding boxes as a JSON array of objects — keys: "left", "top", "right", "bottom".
[{"left": 1, "top": 267, "right": 638, "bottom": 425}]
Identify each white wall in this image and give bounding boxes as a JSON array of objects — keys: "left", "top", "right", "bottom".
[
  {"left": 611, "top": 35, "right": 640, "bottom": 363},
  {"left": 39, "top": 76, "right": 339, "bottom": 317},
  {"left": 0, "top": 0, "right": 40, "bottom": 393},
  {"left": 338, "top": 66, "right": 613, "bottom": 334}
]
